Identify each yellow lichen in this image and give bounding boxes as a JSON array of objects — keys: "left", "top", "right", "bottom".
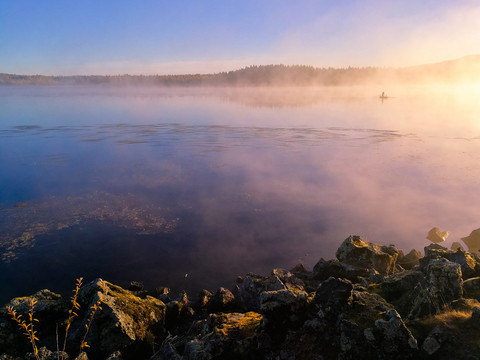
[{"left": 213, "top": 312, "right": 262, "bottom": 338}]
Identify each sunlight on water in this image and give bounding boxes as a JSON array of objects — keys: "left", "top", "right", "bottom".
[{"left": 0, "top": 85, "right": 479, "bottom": 304}]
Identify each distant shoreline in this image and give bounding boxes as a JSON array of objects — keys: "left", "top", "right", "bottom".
[{"left": 1, "top": 55, "right": 479, "bottom": 86}]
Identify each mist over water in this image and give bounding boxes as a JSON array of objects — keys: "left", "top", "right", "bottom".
[{"left": 1, "top": 85, "right": 479, "bottom": 304}]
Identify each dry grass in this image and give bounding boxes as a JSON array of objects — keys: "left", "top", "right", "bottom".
[{"left": 5, "top": 277, "right": 106, "bottom": 359}]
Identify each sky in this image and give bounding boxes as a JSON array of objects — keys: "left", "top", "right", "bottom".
[{"left": 1, "top": 0, "right": 479, "bottom": 75}]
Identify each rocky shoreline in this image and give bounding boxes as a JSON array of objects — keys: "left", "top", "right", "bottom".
[{"left": 2, "top": 235, "right": 480, "bottom": 359}]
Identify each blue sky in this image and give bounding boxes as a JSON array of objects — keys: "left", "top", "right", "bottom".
[{"left": 1, "top": 0, "right": 479, "bottom": 75}]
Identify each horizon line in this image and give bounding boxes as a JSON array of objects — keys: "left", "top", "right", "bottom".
[{"left": 2, "top": 54, "right": 479, "bottom": 78}]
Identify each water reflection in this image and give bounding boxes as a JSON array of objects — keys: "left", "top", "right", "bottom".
[{"left": 0, "top": 86, "right": 480, "bottom": 304}]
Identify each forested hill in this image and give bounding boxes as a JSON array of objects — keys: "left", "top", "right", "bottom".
[{"left": 1, "top": 55, "right": 479, "bottom": 86}]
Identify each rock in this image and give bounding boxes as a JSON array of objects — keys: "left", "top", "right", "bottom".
[
  {"left": 450, "top": 298, "right": 480, "bottom": 312},
  {"left": 182, "top": 312, "right": 262, "bottom": 359},
  {"left": 209, "top": 287, "right": 236, "bottom": 312},
  {"left": 127, "top": 281, "right": 147, "bottom": 298},
  {"left": 335, "top": 235, "right": 399, "bottom": 275},
  {"left": 25, "top": 347, "right": 68, "bottom": 360},
  {"left": 0, "top": 290, "right": 67, "bottom": 357},
  {"left": 382, "top": 270, "right": 424, "bottom": 299},
  {"left": 463, "top": 277, "right": 480, "bottom": 300},
  {"left": 290, "top": 264, "right": 319, "bottom": 292},
  {"left": 233, "top": 273, "right": 285, "bottom": 312},
  {"left": 72, "top": 279, "right": 166, "bottom": 358},
  {"left": 0, "top": 354, "right": 21, "bottom": 360},
  {"left": 194, "top": 289, "right": 213, "bottom": 311},
  {"left": 421, "top": 244, "right": 480, "bottom": 279},
  {"left": 426, "top": 227, "right": 449, "bottom": 243},
  {"left": 408, "top": 258, "right": 463, "bottom": 319},
  {"left": 313, "top": 277, "right": 353, "bottom": 313},
  {"left": 421, "top": 334, "right": 441, "bottom": 355},
  {"left": 373, "top": 310, "right": 418, "bottom": 355},
  {"left": 260, "top": 289, "right": 308, "bottom": 313},
  {"left": 396, "top": 249, "right": 422, "bottom": 270},
  {"left": 462, "top": 228, "right": 480, "bottom": 253},
  {"left": 105, "top": 350, "right": 123, "bottom": 360},
  {"left": 425, "top": 258, "right": 463, "bottom": 301},
  {"left": 272, "top": 268, "right": 305, "bottom": 292},
  {"left": 74, "top": 352, "right": 88, "bottom": 360},
  {"left": 312, "top": 258, "right": 370, "bottom": 283},
  {"left": 128, "top": 281, "right": 144, "bottom": 292},
  {"left": 380, "top": 270, "right": 424, "bottom": 316},
  {"left": 451, "top": 241, "right": 465, "bottom": 251},
  {"left": 152, "top": 287, "right": 171, "bottom": 303},
  {"left": 471, "top": 306, "right": 480, "bottom": 324},
  {"left": 165, "top": 291, "right": 193, "bottom": 330}
]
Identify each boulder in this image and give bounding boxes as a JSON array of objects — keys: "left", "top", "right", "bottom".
[
  {"left": 233, "top": 273, "right": 285, "bottom": 312},
  {"left": 371, "top": 310, "right": 418, "bottom": 355},
  {"left": 182, "top": 312, "right": 262, "bottom": 359},
  {"left": 193, "top": 289, "right": 213, "bottom": 312},
  {"left": 313, "top": 277, "right": 353, "bottom": 313},
  {"left": 426, "top": 227, "right": 449, "bottom": 243},
  {"left": 71, "top": 279, "right": 166, "bottom": 358},
  {"left": 209, "top": 287, "right": 236, "bottom": 312},
  {"left": 420, "top": 244, "right": 480, "bottom": 279},
  {"left": 463, "top": 277, "right": 480, "bottom": 300},
  {"left": 271, "top": 268, "right": 305, "bottom": 292},
  {"left": 462, "top": 228, "right": 480, "bottom": 253},
  {"left": 260, "top": 289, "right": 308, "bottom": 313},
  {"left": 336, "top": 236, "right": 399, "bottom": 275},
  {"left": 0, "top": 290, "right": 67, "bottom": 357},
  {"left": 165, "top": 291, "right": 193, "bottom": 331},
  {"left": 451, "top": 242, "right": 465, "bottom": 251},
  {"left": 380, "top": 270, "right": 424, "bottom": 316},
  {"left": 408, "top": 258, "right": 463, "bottom": 319},
  {"left": 396, "top": 249, "right": 422, "bottom": 270},
  {"left": 313, "top": 258, "right": 370, "bottom": 283}
]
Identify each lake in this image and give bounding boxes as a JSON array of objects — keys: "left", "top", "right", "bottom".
[{"left": 1, "top": 85, "right": 479, "bottom": 305}]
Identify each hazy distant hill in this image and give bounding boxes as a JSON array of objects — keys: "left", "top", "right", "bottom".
[
  {"left": 1, "top": 55, "right": 479, "bottom": 86},
  {"left": 398, "top": 55, "right": 480, "bottom": 82}
]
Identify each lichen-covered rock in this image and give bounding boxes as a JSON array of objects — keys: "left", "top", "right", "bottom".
[
  {"left": 408, "top": 258, "right": 463, "bottom": 319},
  {"left": 372, "top": 310, "right": 418, "bottom": 355},
  {"left": 260, "top": 289, "right": 308, "bottom": 314},
  {"left": 271, "top": 268, "right": 305, "bottom": 292},
  {"left": 421, "top": 244, "right": 480, "bottom": 279},
  {"left": 72, "top": 279, "right": 166, "bottom": 358},
  {"left": 0, "top": 290, "right": 67, "bottom": 357},
  {"left": 181, "top": 312, "right": 262, "bottom": 359},
  {"left": 336, "top": 236, "right": 399, "bottom": 275},
  {"left": 233, "top": 272, "right": 285, "bottom": 312}
]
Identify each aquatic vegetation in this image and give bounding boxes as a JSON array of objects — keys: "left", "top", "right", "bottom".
[{"left": 0, "top": 191, "right": 180, "bottom": 262}]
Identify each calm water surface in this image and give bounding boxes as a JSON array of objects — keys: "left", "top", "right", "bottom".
[{"left": 1, "top": 85, "right": 479, "bottom": 304}]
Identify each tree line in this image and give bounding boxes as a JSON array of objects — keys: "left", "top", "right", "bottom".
[{"left": 1, "top": 56, "right": 479, "bottom": 86}]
